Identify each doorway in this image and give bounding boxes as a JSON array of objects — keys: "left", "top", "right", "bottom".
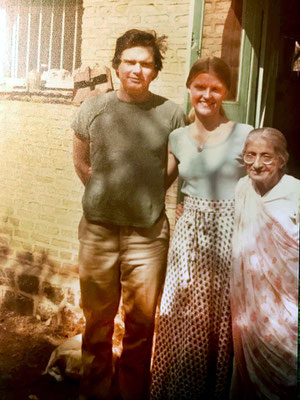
[{"left": 272, "top": 0, "right": 300, "bottom": 177}]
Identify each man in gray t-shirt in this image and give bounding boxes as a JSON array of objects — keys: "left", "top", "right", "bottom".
[{"left": 72, "top": 29, "right": 185, "bottom": 400}]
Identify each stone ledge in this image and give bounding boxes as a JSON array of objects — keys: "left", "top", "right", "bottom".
[{"left": 0, "top": 90, "right": 74, "bottom": 105}]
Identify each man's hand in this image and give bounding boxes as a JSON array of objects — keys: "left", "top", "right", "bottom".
[{"left": 73, "top": 134, "right": 92, "bottom": 185}]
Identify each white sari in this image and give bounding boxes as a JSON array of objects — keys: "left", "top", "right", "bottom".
[{"left": 230, "top": 174, "right": 299, "bottom": 400}]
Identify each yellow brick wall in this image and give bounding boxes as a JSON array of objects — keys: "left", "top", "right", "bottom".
[
  {"left": 0, "top": 99, "right": 178, "bottom": 270},
  {"left": 0, "top": 100, "right": 83, "bottom": 270},
  {"left": 81, "top": 0, "right": 191, "bottom": 105},
  {"left": 201, "top": 0, "right": 232, "bottom": 57}
]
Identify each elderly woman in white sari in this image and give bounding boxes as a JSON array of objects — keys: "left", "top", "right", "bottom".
[{"left": 230, "top": 127, "right": 299, "bottom": 400}]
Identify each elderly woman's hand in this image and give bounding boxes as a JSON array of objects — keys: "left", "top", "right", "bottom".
[{"left": 176, "top": 202, "right": 184, "bottom": 221}]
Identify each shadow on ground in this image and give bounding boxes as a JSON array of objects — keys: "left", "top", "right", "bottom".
[{"left": 0, "top": 310, "right": 80, "bottom": 400}]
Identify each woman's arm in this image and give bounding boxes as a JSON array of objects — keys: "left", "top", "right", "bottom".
[
  {"left": 166, "top": 145, "right": 179, "bottom": 189},
  {"left": 73, "top": 133, "right": 92, "bottom": 186}
]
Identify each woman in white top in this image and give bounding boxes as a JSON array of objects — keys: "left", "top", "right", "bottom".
[
  {"left": 150, "top": 57, "right": 252, "bottom": 400},
  {"left": 230, "top": 128, "right": 299, "bottom": 400}
]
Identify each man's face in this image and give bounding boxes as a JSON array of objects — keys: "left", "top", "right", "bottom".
[{"left": 116, "top": 46, "right": 158, "bottom": 100}]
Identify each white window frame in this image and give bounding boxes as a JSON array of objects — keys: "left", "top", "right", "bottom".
[{"left": 1, "top": 0, "right": 82, "bottom": 90}]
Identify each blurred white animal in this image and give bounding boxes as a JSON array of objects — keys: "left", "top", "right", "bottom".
[{"left": 43, "top": 334, "right": 82, "bottom": 381}]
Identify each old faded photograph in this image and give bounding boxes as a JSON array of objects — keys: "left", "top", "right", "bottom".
[{"left": 0, "top": 1, "right": 299, "bottom": 399}]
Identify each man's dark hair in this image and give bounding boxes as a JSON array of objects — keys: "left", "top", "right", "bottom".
[{"left": 112, "top": 29, "right": 167, "bottom": 72}]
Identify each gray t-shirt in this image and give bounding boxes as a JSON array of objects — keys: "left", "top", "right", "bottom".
[
  {"left": 169, "top": 123, "right": 253, "bottom": 200},
  {"left": 71, "top": 90, "right": 185, "bottom": 227}
]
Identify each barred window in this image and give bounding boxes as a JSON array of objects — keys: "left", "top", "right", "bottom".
[{"left": 0, "top": 0, "right": 82, "bottom": 89}]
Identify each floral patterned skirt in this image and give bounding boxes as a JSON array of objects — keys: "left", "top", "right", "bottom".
[{"left": 151, "top": 196, "right": 235, "bottom": 400}]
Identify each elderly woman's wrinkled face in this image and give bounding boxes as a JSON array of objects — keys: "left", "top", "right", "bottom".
[{"left": 244, "top": 137, "right": 285, "bottom": 192}]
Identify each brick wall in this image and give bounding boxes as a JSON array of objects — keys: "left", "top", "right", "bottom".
[
  {"left": 201, "top": 0, "right": 232, "bottom": 57},
  {"left": 81, "top": 0, "right": 191, "bottom": 104},
  {"left": 0, "top": 100, "right": 82, "bottom": 270},
  {"left": 0, "top": 98, "right": 178, "bottom": 272}
]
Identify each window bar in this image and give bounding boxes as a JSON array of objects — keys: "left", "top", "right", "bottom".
[
  {"left": 72, "top": 0, "right": 79, "bottom": 74},
  {"left": 26, "top": 0, "right": 32, "bottom": 77},
  {"left": 36, "top": 0, "right": 43, "bottom": 72},
  {"left": 60, "top": 0, "right": 66, "bottom": 70},
  {"left": 11, "top": 20, "right": 16, "bottom": 78},
  {"left": 48, "top": 0, "right": 55, "bottom": 71},
  {"left": 13, "top": 1, "right": 20, "bottom": 78}
]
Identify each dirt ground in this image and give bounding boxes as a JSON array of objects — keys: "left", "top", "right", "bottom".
[{"left": 0, "top": 310, "right": 82, "bottom": 400}]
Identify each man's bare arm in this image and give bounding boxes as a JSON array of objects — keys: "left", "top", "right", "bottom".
[
  {"left": 73, "top": 133, "right": 92, "bottom": 185},
  {"left": 165, "top": 145, "right": 179, "bottom": 189}
]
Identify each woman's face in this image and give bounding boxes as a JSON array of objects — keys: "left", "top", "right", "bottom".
[
  {"left": 188, "top": 73, "right": 228, "bottom": 118},
  {"left": 244, "top": 137, "right": 285, "bottom": 192}
]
